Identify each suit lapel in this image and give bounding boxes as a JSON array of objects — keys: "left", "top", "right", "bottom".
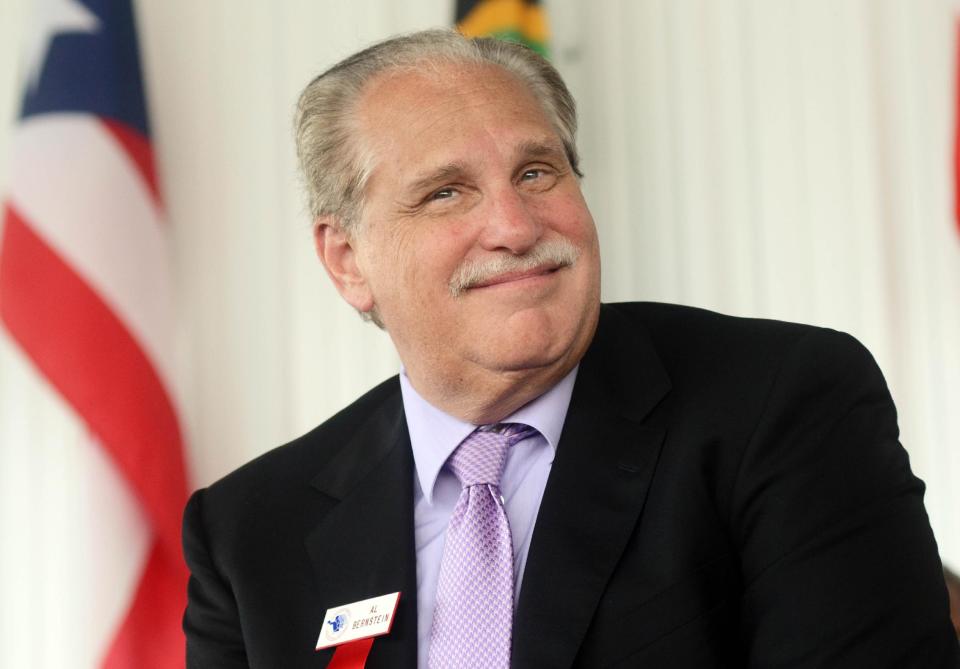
[
  {"left": 305, "top": 389, "right": 418, "bottom": 669},
  {"left": 513, "top": 306, "right": 671, "bottom": 669}
]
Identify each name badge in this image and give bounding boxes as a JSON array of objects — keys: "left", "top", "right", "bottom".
[{"left": 316, "top": 592, "right": 401, "bottom": 650}]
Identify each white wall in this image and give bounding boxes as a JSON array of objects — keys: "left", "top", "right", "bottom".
[{"left": 1, "top": 0, "right": 958, "bottom": 656}]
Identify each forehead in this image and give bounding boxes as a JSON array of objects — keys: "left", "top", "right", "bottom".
[
  {"left": 357, "top": 60, "right": 545, "bottom": 122},
  {"left": 353, "top": 62, "right": 561, "bottom": 183}
]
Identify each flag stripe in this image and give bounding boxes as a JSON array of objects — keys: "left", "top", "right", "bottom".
[
  {"left": 102, "top": 541, "right": 188, "bottom": 669},
  {"left": 7, "top": 115, "right": 176, "bottom": 387},
  {"left": 0, "top": 205, "right": 186, "bottom": 557},
  {"left": 102, "top": 119, "right": 163, "bottom": 210}
]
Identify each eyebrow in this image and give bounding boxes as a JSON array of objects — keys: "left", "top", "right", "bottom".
[
  {"left": 406, "top": 162, "right": 470, "bottom": 196},
  {"left": 515, "top": 139, "right": 568, "bottom": 163}
]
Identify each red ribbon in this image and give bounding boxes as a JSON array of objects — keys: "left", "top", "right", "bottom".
[{"left": 327, "top": 637, "right": 375, "bottom": 669}]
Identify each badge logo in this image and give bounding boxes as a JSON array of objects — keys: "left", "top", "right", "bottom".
[{"left": 324, "top": 610, "right": 349, "bottom": 642}]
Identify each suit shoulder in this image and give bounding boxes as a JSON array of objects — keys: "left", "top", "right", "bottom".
[
  {"left": 597, "top": 302, "right": 886, "bottom": 414},
  {"left": 198, "top": 375, "right": 402, "bottom": 506},
  {"left": 602, "top": 301, "right": 872, "bottom": 369},
  {"left": 604, "top": 301, "right": 810, "bottom": 341}
]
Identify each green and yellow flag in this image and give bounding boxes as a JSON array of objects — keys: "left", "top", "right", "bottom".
[{"left": 455, "top": 0, "right": 550, "bottom": 58}]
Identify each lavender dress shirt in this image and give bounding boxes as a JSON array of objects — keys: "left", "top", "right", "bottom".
[{"left": 399, "top": 367, "right": 579, "bottom": 669}]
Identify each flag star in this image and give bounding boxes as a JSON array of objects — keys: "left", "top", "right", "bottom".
[{"left": 23, "top": 0, "right": 100, "bottom": 90}]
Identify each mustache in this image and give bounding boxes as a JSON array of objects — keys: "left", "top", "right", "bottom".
[{"left": 448, "top": 238, "right": 580, "bottom": 297}]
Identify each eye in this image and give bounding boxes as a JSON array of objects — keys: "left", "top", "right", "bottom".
[
  {"left": 518, "top": 166, "right": 558, "bottom": 191},
  {"left": 429, "top": 187, "right": 457, "bottom": 201}
]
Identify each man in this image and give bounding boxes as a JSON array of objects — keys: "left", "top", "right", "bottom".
[{"left": 182, "top": 30, "right": 959, "bottom": 668}]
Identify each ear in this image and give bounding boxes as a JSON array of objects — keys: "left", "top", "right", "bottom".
[{"left": 314, "top": 217, "right": 375, "bottom": 314}]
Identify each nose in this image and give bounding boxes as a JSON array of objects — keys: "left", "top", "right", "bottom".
[{"left": 477, "top": 185, "right": 544, "bottom": 254}]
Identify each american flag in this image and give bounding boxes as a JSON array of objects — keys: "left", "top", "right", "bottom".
[{"left": 0, "top": 0, "right": 188, "bottom": 666}]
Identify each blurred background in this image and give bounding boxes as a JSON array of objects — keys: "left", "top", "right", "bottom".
[{"left": 1, "top": 0, "right": 958, "bottom": 666}]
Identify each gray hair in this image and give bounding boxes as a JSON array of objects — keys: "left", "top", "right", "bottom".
[{"left": 294, "top": 28, "right": 581, "bottom": 232}]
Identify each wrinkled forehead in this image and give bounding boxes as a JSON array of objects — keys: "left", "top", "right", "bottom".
[
  {"left": 356, "top": 61, "right": 539, "bottom": 133},
  {"left": 359, "top": 59, "right": 519, "bottom": 107},
  {"left": 351, "top": 61, "right": 561, "bottom": 180}
]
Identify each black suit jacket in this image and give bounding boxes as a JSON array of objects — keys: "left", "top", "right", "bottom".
[{"left": 183, "top": 302, "right": 960, "bottom": 667}]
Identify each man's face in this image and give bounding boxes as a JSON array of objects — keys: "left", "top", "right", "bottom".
[{"left": 337, "top": 63, "right": 601, "bottom": 407}]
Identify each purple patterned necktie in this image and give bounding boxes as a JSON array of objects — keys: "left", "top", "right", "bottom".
[{"left": 427, "top": 423, "right": 539, "bottom": 669}]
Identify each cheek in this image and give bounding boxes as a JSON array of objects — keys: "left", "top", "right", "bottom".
[
  {"left": 367, "top": 235, "right": 455, "bottom": 317},
  {"left": 410, "top": 221, "right": 477, "bottom": 281},
  {"left": 530, "top": 191, "right": 596, "bottom": 240}
]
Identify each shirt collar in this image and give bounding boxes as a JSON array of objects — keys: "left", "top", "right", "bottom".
[{"left": 400, "top": 365, "right": 579, "bottom": 505}]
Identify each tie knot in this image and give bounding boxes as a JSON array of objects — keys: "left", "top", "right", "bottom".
[{"left": 447, "top": 423, "right": 538, "bottom": 487}]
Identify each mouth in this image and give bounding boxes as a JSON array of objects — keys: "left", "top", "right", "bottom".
[
  {"left": 469, "top": 263, "right": 562, "bottom": 290},
  {"left": 448, "top": 239, "right": 580, "bottom": 297}
]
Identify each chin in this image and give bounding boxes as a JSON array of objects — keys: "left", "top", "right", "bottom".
[
  {"left": 490, "top": 348, "right": 565, "bottom": 374},
  {"left": 478, "top": 318, "right": 577, "bottom": 373},
  {"left": 462, "top": 292, "right": 599, "bottom": 373}
]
